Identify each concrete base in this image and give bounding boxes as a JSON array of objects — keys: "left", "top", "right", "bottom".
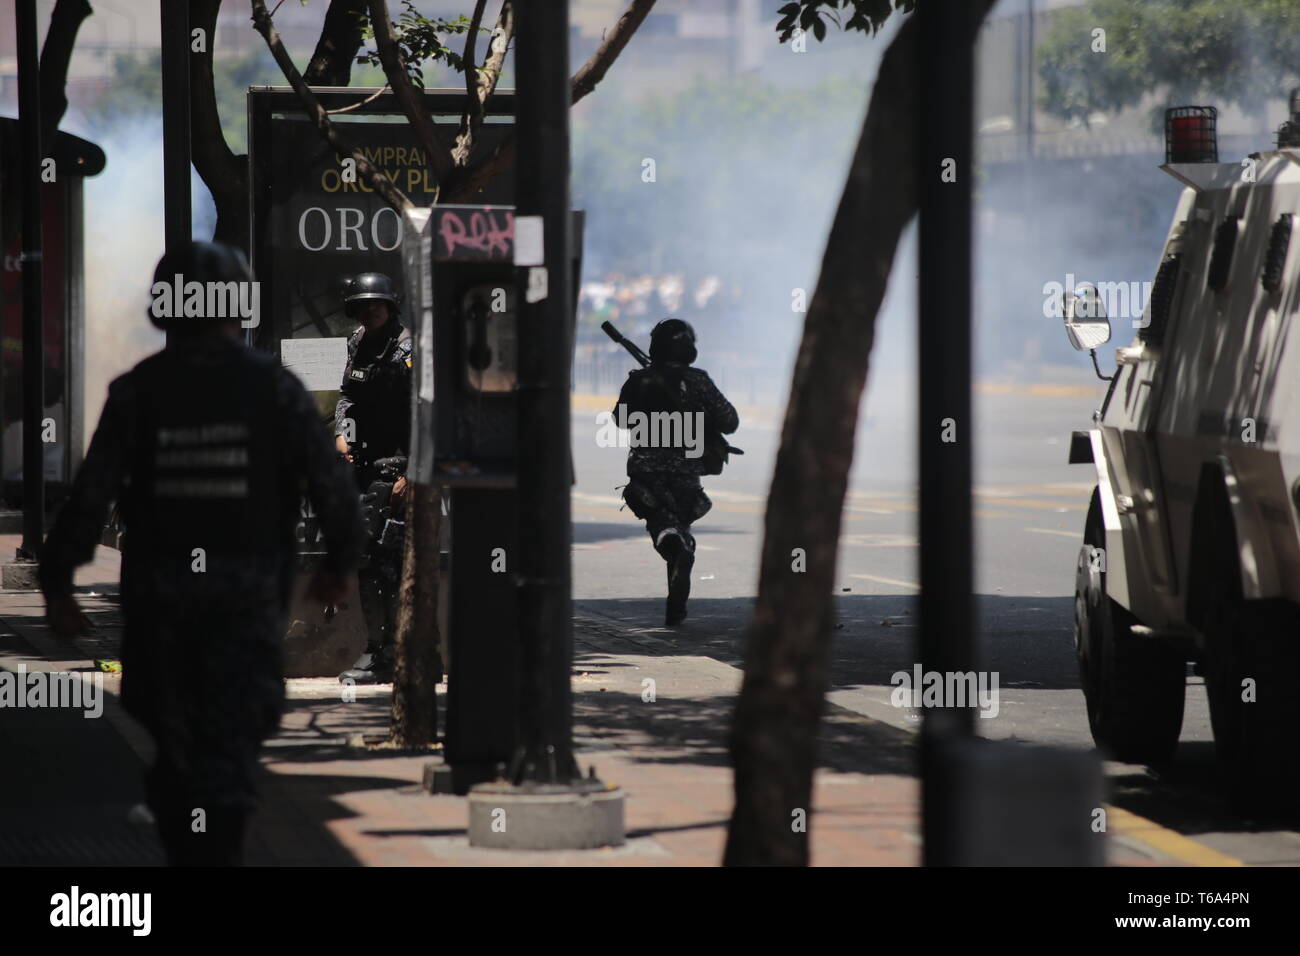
[
  {"left": 467, "top": 779, "right": 625, "bottom": 850},
  {"left": 2, "top": 560, "right": 40, "bottom": 591},
  {"left": 423, "top": 760, "right": 499, "bottom": 796}
]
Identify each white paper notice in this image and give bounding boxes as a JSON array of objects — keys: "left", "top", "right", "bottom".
[
  {"left": 281, "top": 336, "right": 349, "bottom": 392},
  {"left": 514, "top": 215, "right": 544, "bottom": 266}
]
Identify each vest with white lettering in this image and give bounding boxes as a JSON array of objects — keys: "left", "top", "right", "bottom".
[{"left": 121, "top": 340, "right": 287, "bottom": 561}]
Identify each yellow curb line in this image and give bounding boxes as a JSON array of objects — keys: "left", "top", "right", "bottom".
[
  {"left": 569, "top": 392, "right": 777, "bottom": 421},
  {"left": 1106, "top": 805, "right": 1245, "bottom": 866},
  {"left": 975, "top": 383, "right": 1104, "bottom": 398}
]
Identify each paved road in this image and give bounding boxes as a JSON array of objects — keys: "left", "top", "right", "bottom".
[{"left": 571, "top": 376, "right": 1300, "bottom": 865}]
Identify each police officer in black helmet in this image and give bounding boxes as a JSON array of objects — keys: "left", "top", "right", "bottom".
[
  {"left": 40, "top": 241, "right": 365, "bottom": 865},
  {"left": 334, "top": 272, "right": 413, "bottom": 684},
  {"left": 616, "top": 318, "right": 739, "bottom": 625}
]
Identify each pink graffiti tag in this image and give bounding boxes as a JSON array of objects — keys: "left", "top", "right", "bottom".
[{"left": 437, "top": 209, "right": 515, "bottom": 259}]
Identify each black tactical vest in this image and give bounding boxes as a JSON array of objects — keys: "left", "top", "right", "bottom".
[
  {"left": 342, "top": 322, "right": 411, "bottom": 462},
  {"left": 121, "top": 341, "right": 287, "bottom": 561}
]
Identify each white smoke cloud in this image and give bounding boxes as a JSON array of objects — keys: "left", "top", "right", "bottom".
[{"left": 81, "top": 116, "right": 168, "bottom": 444}]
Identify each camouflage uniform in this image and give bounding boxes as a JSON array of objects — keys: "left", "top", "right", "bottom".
[
  {"left": 40, "top": 336, "right": 364, "bottom": 863},
  {"left": 333, "top": 319, "right": 412, "bottom": 660},
  {"left": 616, "top": 362, "right": 738, "bottom": 609}
]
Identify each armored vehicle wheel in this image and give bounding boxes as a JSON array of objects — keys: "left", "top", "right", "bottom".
[
  {"left": 1215, "top": 600, "right": 1300, "bottom": 816},
  {"left": 1075, "top": 489, "right": 1185, "bottom": 764},
  {"left": 1191, "top": 479, "right": 1300, "bottom": 812}
]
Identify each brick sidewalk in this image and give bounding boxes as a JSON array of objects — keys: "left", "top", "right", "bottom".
[{"left": 0, "top": 535, "right": 1186, "bottom": 866}]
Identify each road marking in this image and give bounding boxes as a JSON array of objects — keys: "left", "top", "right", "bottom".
[
  {"left": 1105, "top": 805, "right": 1246, "bottom": 867},
  {"left": 1025, "top": 528, "right": 1082, "bottom": 539},
  {"left": 849, "top": 573, "right": 920, "bottom": 590},
  {"left": 977, "top": 496, "right": 1087, "bottom": 512},
  {"left": 842, "top": 534, "right": 916, "bottom": 548},
  {"left": 573, "top": 492, "right": 625, "bottom": 507},
  {"left": 708, "top": 490, "right": 764, "bottom": 503}
]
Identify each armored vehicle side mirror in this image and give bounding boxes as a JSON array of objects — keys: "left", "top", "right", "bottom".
[{"left": 1063, "top": 284, "right": 1111, "bottom": 351}]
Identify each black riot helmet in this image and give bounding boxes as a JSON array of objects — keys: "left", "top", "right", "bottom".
[
  {"left": 344, "top": 272, "right": 400, "bottom": 318},
  {"left": 649, "top": 318, "right": 697, "bottom": 365},
  {"left": 149, "top": 240, "right": 255, "bottom": 332}
]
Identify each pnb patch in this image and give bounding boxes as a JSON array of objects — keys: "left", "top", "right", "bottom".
[{"left": 349, "top": 368, "right": 370, "bottom": 382}]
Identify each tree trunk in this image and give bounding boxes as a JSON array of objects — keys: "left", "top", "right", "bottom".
[
  {"left": 190, "top": 0, "right": 250, "bottom": 250},
  {"left": 389, "top": 482, "right": 442, "bottom": 747},
  {"left": 723, "top": 0, "right": 995, "bottom": 867}
]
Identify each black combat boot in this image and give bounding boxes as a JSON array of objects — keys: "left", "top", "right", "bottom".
[
  {"left": 656, "top": 530, "right": 694, "bottom": 626},
  {"left": 338, "top": 645, "right": 394, "bottom": 684}
]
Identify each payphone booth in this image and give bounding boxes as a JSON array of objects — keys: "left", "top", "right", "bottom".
[
  {"left": 402, "top": 204, "right": 583, "bottom": 792},
  {"left": 0, "top": 121, "right": 102, "bottom": 513}
]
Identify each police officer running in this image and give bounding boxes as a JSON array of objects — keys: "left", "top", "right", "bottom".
[
  {"left": 616, "top": 319, "right": 739, "bottom": 625},
  {"left": 334, "top": 272, "right": 413, "bottom": 684},
  {"left": 40, "top": 241, "right": 365, "bottom": 866}
]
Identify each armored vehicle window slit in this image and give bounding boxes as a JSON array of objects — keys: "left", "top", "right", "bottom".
[
  {"left": 1262, "top": 213, "right": 1293, "bottom": 294},
  {"left": 1144, "top": 253, "right": 1182, "bottom": 341},
  {"left": 1206, "top": 217, "right": 1239, "bottom": 292}
]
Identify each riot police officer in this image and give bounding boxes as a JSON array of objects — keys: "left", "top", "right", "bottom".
[
  {"left": 40, "top": 241, "right": 365, "bottom": 866},
  {"left": 334, "top": 272, "right": 413, "bottom": 684},
  {"left": 616, "top": 318, "right": 739, "bottom": 625}
]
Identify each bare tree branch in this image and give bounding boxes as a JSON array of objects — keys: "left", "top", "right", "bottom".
[
  {"left": 442, "top": 134, "right": 515, "bottom": 203},
  {"left": 571, "top": 0, "right": 656, "bottom": 105},
  {"left": 445, "top": 0, "right": 653, "bottom": 200},
  {"left": 252, "top": 0, "right": 415, "bottom": 213},
  {"left": 452, "top": 0, "right": 513, "bottom": 167},
  {"left": 39, "top": 0, "right": 93, "bottom": 145},
  {"left": 462, "top": 0, "right": 488, "bottom": 108},
  {"left": 327, "top": 85, "right": 390, "bottom": 114},
  {"left": 304, "top": 0, "right": 368, "bottom": 86},
  {"left": 366, "top": 0, "right": 454, "bottom": 185}
]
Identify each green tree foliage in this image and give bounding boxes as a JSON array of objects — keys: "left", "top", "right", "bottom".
[
  {"left": 356, "top": 1, "right": 488, "bottom": 89},
  {"left": 775, "top": 0, "right": 915, "bottom": 42},
  {"left": 1037, "top": 0, "right": 1300, "bottom": 128},
  {"left": 82, "top": 0, "right": 483, "bottom": 149}
]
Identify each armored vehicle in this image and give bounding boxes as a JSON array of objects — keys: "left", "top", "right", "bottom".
[{"left": 1065, "top": 98, "right": 1300, "bottom": 807}]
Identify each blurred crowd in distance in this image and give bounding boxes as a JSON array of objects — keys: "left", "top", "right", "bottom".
[{"left": 575, "top": 272, "right": 741, "bottom": 346}]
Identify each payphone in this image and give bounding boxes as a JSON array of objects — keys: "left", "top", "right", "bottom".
[{"left": 402, "top": 204, "right": 582, "bottom": 792}]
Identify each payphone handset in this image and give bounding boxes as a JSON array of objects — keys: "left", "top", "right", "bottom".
[{"left": 461, "top": 282, "right": 517, "bottom": 393}]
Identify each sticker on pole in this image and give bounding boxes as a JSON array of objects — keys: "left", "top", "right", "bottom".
[
  {"left": 525, "top": 266, "right": 548, "bottom": 303},
  {"left": 514, "top": 216, "right": 544, "bottom": 266}
]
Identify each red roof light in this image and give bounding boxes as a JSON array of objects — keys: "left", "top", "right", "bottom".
[{"left": 1166, "top": 106, "right": 1218, "bottom": 164}]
